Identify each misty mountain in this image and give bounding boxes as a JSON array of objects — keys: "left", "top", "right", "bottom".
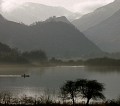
[
  {"left": 0, "top": 41, "right": 29, "bottom": 64},
  {"left": 1, "top": 2, "right": 81, "bottom": 25},
  {"left": 84, "top": 9, "right": 120, "bottom": 53},
  {"left": 0, "top": 14, "right": 28, "bottom": 46},
  {"left": 45, "top": 16, "right": 71, "bottom": 24},
  {"left": 72, "top": 0, "right": 120, "bottom": 31},
  {"left": 0, "top": 15, "right": 103, "bottom": 59},
  {"left": 0, "top": 14, "right": 6, "bottom": 22},
  {"left": 0, "top": 41, "right": 12, "bottom": 52}
]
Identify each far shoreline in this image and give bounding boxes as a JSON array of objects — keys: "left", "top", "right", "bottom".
[{"left": 0, "top": 64, "right": 120, "bottom": 68}]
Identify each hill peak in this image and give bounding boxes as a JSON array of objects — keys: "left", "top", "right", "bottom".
[
  {"left": 0, "top": 14, "right": 6, "bottom": 22},
  {"left": 45, "top": 16, "right": 71, "bottom": 24}
]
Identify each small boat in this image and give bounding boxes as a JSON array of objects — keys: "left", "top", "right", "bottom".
[{"left": 21, "top": 74, "right": 30, "bottom": 78}]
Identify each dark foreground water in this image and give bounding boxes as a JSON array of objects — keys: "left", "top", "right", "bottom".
[{"left": 0, "top": 66, "right": 120, "bottom": 100}]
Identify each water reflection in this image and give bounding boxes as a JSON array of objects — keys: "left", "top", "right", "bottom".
[
  {"left": 0, "top": 66, "right": 119, "bottom": 100},
  {"left": 85, "top": 66, "right": 120, "bottom": 74}
]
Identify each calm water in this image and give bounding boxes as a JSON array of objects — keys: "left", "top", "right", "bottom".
[{"left": 0, "top": 66, "right": 120, "bottom": 99}]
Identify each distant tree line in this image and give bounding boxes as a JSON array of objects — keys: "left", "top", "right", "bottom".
[
  {"left": 49, "top": 57, "right": 120, "bottom": 66},
  {"left": 22, "top": 50, "right": 48, "bottom": 63},
  {"left": 0, "top": 42, "right": 48, "bottom": 64},
  {"left": 84, "top": 57, "right": 120, "bottom": 66},
  {"left": 1, "top": 42, "right": 120, "bottom": 66}
]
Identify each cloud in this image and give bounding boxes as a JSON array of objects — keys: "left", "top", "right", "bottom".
[
  {"left": 1, "top": 0, "right": 24, "bottom": 12},
  {"left": 0, "top": 0, "right": 114, "bottom": 13},
  {"left": 69, "top": 0, "right": 114, "bottom": 13},
  {"left": 0, "top": 0, "right": 2, "bottom": 12},
  {"left": 28, "top": 0, "right": 114, "bottom": 13},
  {"left": 0, "top": 0, "right": 2, "bottom": 6}
]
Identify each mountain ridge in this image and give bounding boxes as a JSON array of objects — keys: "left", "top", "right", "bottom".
[
  {"left": 0, "top": 14, "right": 103, "bottom": 59},
  {"left": 1, "top": 2, "right": 81, "bottom": 25},
  {"left": 84, "top": 9, "right": 120, "bottom": 52},
  {"left": 72, "top": 0, "right": 120, "bottom": 31},
  {"left": 44, "top": 16, "right": 71, "bottom": 24}
]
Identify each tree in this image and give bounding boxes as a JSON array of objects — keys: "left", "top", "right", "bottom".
[
  {"left": 60, "top": 81, "right": 78, "bottom": 105},
  {"left": 22, "top": 50, "right": 48, "bottom": 63},
  {"left": 76, "top": 79, "right": 105, "bottom": 105},
  {"left": 0, "top": 42, "right": 28, "bottom": 64}
]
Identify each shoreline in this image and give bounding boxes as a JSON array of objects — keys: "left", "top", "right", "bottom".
[{"left": 0, "top": 64, "right": 120, "bottom": 68}]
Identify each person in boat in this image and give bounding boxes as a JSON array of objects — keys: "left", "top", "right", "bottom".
[{"left": 21, "top": 74, "right": 30, "bottom": 78}]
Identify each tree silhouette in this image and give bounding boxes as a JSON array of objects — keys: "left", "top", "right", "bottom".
[
  {"left": 76, "top": 79, "right": 105, "bottom": 105},
  {"left": 22, "top": 50, "right": 48, "bottom": 63},
  {"left": 60, "top": 81, "right": 78, "bottom": 105}
]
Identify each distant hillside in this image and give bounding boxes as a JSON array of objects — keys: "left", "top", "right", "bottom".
[
  {"left": 0, "top": 41, "right": 48, "bottom": 64},
  {"left": 0, "top": 15, "right": 103, "bottom": 59},
  {"left": 72, "top": 0, "right": 120, "bottom": 31},
  {"left": 84, "top": 9, "right": 120, "bottom": 53},
  {"left": 0, "top": 15, "right": 28, "bottom": 47},
  {"left": 0, "top": 42, "right": 29, "bottom": 64},
  {"left": 2, "top": 2, "right": 81, "bottom": 25},
  {"left": 0, "top": 14, "right": 6, "bottom": 22},
  {"left": 45, "top": 16, "right": 71, "bottom": 24},
  {"left": 0, "top": 42, "right": 12, "bottom": 52}
]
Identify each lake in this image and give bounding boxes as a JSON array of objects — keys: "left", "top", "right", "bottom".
[{"left": 0, "top": 66, "right": 120, "bottom": 100}]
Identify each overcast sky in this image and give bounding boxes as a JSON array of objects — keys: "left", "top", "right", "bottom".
[{"left": 0, "top": 0, "right": 114, "bottom": 14}]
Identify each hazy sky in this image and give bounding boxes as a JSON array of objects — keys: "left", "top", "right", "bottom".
[{"left": 0, "top": 0, "right": 114, "bottom": 13}]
